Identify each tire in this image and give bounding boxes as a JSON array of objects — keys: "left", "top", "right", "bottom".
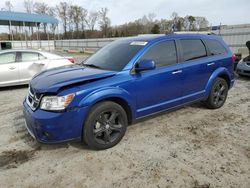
[
  {"left": 83, "top": 101, "right": 128, "bottom": 150},
  {"left": 205, "top": 78, "right": 228, "bottom": 109}
]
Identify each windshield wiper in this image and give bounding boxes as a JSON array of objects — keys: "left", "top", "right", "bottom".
[{"left": 83, "top": 64, "right": 101, "bottom": 69}]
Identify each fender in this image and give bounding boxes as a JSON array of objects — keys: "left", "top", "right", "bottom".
[
  {"left": 79, "top": 87, "right": 136, "bottom": 119},
  {"left": 205, "top": 67, "right": 232, "bottom": 97}
]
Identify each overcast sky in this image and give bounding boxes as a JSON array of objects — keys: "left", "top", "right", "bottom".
[{"left": 0, "top": 0, "right": 249, "bottom": 26}]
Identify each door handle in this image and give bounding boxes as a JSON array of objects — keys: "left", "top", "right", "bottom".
[
  {"left": 207, "top": 62, "right": 215, "bottom": 66},
  {"left": 172, "top": 70, "right": 182, "bottom": 75},
  {"left": 9, "top": 67, "right": 16, "bottom": 70}
]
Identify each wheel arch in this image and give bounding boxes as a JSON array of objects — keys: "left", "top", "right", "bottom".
[
  {"left": 80, "top": 87, "right": 136, "bottom": 124},
  {"left": 205, "top": 67, "right": 232, "bottom": 97}
]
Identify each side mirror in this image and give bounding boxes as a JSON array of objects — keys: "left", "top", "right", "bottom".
[{"left": 135, "top": 59, "right": 156, "bottom": 72}]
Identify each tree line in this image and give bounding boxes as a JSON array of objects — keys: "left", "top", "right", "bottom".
[{"left": 1, "top": 1, "right": 210, "bottom": 40}]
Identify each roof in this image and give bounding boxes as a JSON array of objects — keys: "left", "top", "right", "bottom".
[
  {"left": 0, "top": 11, "right": 58, "bottom": 26},
  {"left": 119, "top": 33, "right": 221, "bottom": 44}
]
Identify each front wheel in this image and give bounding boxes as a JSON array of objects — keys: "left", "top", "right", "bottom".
[
  {"left": 205, "top": 78, "right": 228, "bottom": 109},
  {"left": 83, "top": 101, "right": 128, "bottom": 150}
]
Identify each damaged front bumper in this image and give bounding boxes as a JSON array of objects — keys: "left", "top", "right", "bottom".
[{"left": 23, "top": 99, "right": 88, "bottom": 143}]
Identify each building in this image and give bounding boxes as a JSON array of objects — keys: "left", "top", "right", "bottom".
[{"left": 212, "top": 24, "right": 250, "bottom": 56}]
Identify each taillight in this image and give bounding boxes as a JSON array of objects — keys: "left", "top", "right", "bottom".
[
  {"left": 232, "top": 54, "right": 236, "bottom": 62},
  {"left": 68, "top": 58, "right": 75, "bottom": 64}
]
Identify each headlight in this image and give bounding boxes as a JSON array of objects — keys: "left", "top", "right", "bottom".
[{"left": 40, "top": 93, "right": 75, "bottom": 111}]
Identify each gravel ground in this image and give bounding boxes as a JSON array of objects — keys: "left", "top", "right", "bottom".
[{"left": 0, "top": 76, "right": 249, "bottom": 188}]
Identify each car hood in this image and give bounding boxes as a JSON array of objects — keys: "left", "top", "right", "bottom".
[{"left": 30, "top": 65, "right": 117, "bottom": 93}]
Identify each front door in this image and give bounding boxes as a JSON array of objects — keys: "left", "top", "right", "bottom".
[{"left": 133, "top": 40, "right": 183, "bottom": 118}]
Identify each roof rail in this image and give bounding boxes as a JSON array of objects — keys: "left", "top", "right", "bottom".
[
  {"left": 174, "top": 31, "right": 217, "bottom": 35},
  {"left": 137, "top": 34, "right": 165, "bottom": 37}
]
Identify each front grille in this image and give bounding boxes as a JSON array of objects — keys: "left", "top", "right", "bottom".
[{"left": 26, "top": 87, "right": 42, "bottom": 111}]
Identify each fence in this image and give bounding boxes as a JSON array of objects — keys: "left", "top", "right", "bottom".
[
  {"left": 54, "top": 38, "right": 119, "bottom": 51},
  {"left": 0, "top": 40, "right": 55, "bottom": 51},
  {"left": 1, "top": 24, "right": 250, "bottom": 55}
]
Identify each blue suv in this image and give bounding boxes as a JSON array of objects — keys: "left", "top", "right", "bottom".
[{"left": 23, "top": 34, "right": 235, "bottom": 149}]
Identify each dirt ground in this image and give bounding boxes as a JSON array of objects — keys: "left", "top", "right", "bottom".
[{"left": 0, "top": 76, "right": 249, "bottom": 188}]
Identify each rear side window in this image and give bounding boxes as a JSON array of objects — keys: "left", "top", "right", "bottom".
[
  {"left": 0, "top": 52, "right": 16, "bottom": 64},
  {"left": 180, "top": 39, "right": 207, "bottom": 61},
  {"left": 205, "top": 39, "right": 227, "bottom": 55},
  {"left": 21, "top": 52, "right": 39, "bottom": 62},
  {"left": 141, "top": 41, "right": 177, "bottom": 67}
]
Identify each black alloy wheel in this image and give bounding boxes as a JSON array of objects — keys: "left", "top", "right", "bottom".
[
  {"left": 83, "top": 101, "right": 128, "bottom": 150},
  {"left": 205, "top": 78, "right": 228, "bottom": 109}
]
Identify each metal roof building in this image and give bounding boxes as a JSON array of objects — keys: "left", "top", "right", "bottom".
[
  {"left": 0, "top": 11, "right": 58, "bottom": 50},
  {"left": 0, "top": 11, "right": 58, "bottom": 26},
  {"left": 212, "top": 24, "right": 250, "bottom": 55}
]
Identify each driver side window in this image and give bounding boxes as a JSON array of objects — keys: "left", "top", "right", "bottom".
[{"left": 140, "top": 41, "right": 177, "bottom": 68}]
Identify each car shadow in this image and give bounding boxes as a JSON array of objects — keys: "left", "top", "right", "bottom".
[{"left": 235, "top": 74, "right": 250, "bottom": 81}]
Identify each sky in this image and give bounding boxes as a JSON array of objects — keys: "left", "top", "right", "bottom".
[{"left": 0, "top": 0, "right": 249, "bottom": 26}]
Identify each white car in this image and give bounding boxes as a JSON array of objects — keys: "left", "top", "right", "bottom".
[{"left": 0, "top": 49, "right": 75, "bottom": 87}]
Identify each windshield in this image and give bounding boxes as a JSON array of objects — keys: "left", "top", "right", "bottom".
[{"left": 83, "top": 40, "right": 145, "bottom": 71}]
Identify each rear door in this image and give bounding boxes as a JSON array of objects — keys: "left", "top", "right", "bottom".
[
  {"left": 177, "top": 38, "right": 211, "bottom": 102},
  {"left": 0, "top": 52, "right": 19, "bottom": 86},
  {"left": 204, "top": 39, "right": 228, "bottom": 70},
  {"left": 18, "top": 52, "right": 47, "bottom": 83}
]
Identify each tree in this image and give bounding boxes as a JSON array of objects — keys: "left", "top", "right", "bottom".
[
  {"left": 80, "top": 8, "right": 88, "bottom": 31},
  {"left": 5, "top": 1, "right": 13, "bottom": 11},
  {"left": 176, "top": 17, "right": 184, "bottom": 31},
  {"left": 69, "top": 5, "right": 82, "bottom": 38},
  {"left": 147, "top": 13, "right": 156, "bottom": 22},
  {"left": 151, "top": 24, "right": 160, "bottom": 34},
  {"left": 23, "top": 0, "right": 34, "bottom": 13},
  {"left": 114, "top": 30, "right": 119, "bottom": 37},
  {"left": 194, "top": 17, "right": 209, "bottom": 30},
  {"left": 98, "top": 8, "right": 111, "bottom": 37},
  {"left": 188, "top": 16, "right": 196, "bottom": 30},
  {"left": 56, "top": 2, "right": 69, "bottom": 38},
  {"left": 86, "top": 11, "right": 99, "bottom": 31},
  {"left": 170, "top": 12, "right": 184, "bottom": 31},
  {"left": 34, "top": 2, "right": 48, "bottom": 14},
  {"left": 34, "top": 2, "right": 48, "bottom": 34}
]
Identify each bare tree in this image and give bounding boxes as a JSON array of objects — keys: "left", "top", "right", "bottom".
[
  {"left": 194, "top": 17, "right": 209, "bottom": 30},
  {"left": 86, "top": 11, "right": 99, "bottom": 31},
  {"left": 34, "top": 2, "right": 48, "bottom": 14},
  {"left": 80, "top": 8, "right": 88, "bottom": 31},
  {"left": 23, "top": 0, "right": 34, "bottom": 13},
  {"left": 34, "top": 2, "right": 49, "bottom": 34},
  {"left": 5, "top": 1, "right": 13, "bottom": 11},
  {"left": 56, "top": 2, "right": 69, "bottom": 38},
  {"left": 67, "top": 5, "right": 74, "bottom": 38},
  {"left": 72, "top": 6, "right": 82, "bottom": 32},
  {"left": 98, "top": 8, "right": 111, "bottom": 37},
  {"left": 147, "top": 13, "right": 156, "bottom": 22},
  {"left": 188, "top": 16, "right": 196, "bottom": 30}
]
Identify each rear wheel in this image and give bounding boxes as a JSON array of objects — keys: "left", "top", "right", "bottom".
[
  {"left": 205, "top": 78, "right": 228, "bottom": 109},
  {"left": 83, "top": 101, "right": 128, "bottom": 150}
]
